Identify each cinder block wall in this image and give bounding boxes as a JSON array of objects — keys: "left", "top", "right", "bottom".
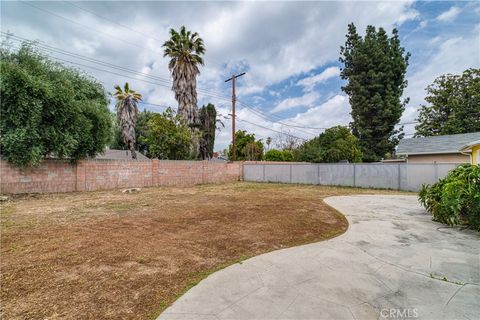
[{"left": 0, "top": 159, "right": 242, "bottom": 194}]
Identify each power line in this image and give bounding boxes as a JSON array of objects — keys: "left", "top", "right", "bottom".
[
  {"left": 2, "top": 32, "right": 234, "bottom": 103},
  {"left": 238, "top": 99, "right": 421, "bottom": 131},
  {"left": 19, "top": 1, "right": 149, "bottom": 51},
  {"left": 63, "top": 1, "right": 164, "bottom": 43},
  {"left": 237, "top": 117, "right": 308, "bottom": 141}
]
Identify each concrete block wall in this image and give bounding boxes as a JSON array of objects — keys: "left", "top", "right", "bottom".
[
  {"left": 0, "top": 159, "right": 242, "bottom": 194},
  {"left": 243, "top": 163, "right": 460, "bottom": 192}
]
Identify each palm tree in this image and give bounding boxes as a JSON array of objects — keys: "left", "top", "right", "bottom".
[
  {"left": 113, "top": 82, "right": 142, "bottom": 159},
  {"left": 163, "top": 26, "right": 205, "bottom": 128}
]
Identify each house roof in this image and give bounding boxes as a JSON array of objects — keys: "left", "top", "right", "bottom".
[
  {"left": 396, "top": 132, "right": 480, "bottom": 156},
  {"left": 94, "top": 149, "right": 150, "bottom": 161},
  {"left": 460, "top": 139, "right": 480, "bottom": 152}
]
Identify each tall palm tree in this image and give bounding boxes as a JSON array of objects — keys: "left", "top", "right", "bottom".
[
  {"left": 163, "top": 26, "right": 205, "bottom": 128},
  {"left": 113, "top": 82, "right": 142, "bottom": 159}
]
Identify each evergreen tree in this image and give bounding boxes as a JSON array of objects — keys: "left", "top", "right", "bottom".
[
  {"left": 415, "top": 68, "right": 480, "bottom": 136},
  {"left": 198, "top": 103, "right": 222, "bottom": 160},
  {"left": 340, "top": 23, "right": 409, "bottom": 162}
]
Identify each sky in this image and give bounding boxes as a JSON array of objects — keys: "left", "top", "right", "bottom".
[{"left": 1, "top": 1, "right": 479, "bottom": 151}]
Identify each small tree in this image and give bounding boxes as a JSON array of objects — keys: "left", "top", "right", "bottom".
[
  {"left": 415, "top": 68, "right": 480, "bottom": 136},
  {"left": 297, "top": 126, "right": 362, "bottom": 163},
  {"left": 113, "top": 83, "right": 142, "bottom": 159},
  {"left": 275, "top": 130, "right": 301, "bottom": 151},
  {"left": 198, "top": 103, "right": 223, "bottom": 160},
  {"left": 266, "top": 137, "right": 272, "bottom": 151},
  {"left": 228, "top": 130, "right": 264, "bottom": 161},
  {"left": 111, "top": 109, "right": 154, "bottom": 156},
  {"left": 143, "top": 108, "right": 193, "bottom": 160},
  {"left": 0, "top": 44, "right": 112, "bottom": 167}
]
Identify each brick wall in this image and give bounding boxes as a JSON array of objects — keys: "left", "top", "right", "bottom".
[{"left": 0, "top": 159, "right": 242, "bottom": 194}]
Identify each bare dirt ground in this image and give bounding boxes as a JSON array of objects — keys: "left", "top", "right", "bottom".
[{"left": 0, "top": 182, "right": 406, "bottom": 319}]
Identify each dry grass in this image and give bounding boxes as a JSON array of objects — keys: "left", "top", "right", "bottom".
[{"left": 0, "top": 182, "right": 406, "bottom": 319}]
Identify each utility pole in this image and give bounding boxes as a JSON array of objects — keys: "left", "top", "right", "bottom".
[{"left": 225, "top": 72, "right": 245, "bottom": 161}]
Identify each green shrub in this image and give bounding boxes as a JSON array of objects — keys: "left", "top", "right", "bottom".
[
  {"left": 419, "top": 164, "right": 480, "bottom": 230},
  {"left": 1, "top": 44, "right": 112, "bottom": 167},
  {"left": 264, "top": 149, "right": 294, "bottom": 162}
]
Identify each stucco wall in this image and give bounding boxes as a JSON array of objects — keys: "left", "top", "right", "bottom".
[{"left": 406, "top": 153, "right": 470, "bottom": 163}]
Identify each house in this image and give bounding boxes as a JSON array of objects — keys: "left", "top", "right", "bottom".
[
  {"left": 94, "top": 149, "right": 150, "bottom": 161},
  {"left": 396, "top": 132, "right": 480, "bottom": 163},
  {"left": 460, "top": 140, "right": 480, "bottom": 165}
]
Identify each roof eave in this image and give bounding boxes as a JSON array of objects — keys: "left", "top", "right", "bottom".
[{"left": 396, "top": 151, "right": 463, "bottom": 156}]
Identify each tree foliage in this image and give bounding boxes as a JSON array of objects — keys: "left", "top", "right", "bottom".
[
  {"left": 0, "top": 44, "right": 112, "bottom": 167},
  {"left": 113, "top": 83, "right": 142, "bottom": 159},
  {"left": 228, "top": 130, "right": 264, "bottom": 161},
  {"left": 111, "top": 109, "right": 154, "bottom": 155},
  {"left": 415, "top": 68, "right": 480, "bottom": 136},
  {"left": 264, "top": 149, "right": 294, "bottom": 162},
  {"left": 163, "top": 26, "right": 205, "bottom": 128},
  {"left": 340, "top": 23, "right": 409, "bottom": 162},
  {"left": 297, "top": 126, "right": 362, "bottom": 163},
  {"left": 198, "top": 103, "right": 222, "bottom": 160},
  {"left": 143, "top": 108, "right": 193, "bottom": 160}
]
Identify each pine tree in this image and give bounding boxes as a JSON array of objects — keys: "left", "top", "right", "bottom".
[{"left": 340, "top": 23, "right": 409, "bottom": 162}]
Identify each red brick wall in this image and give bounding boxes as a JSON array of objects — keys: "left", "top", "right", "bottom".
[{"left": 0, "top": 159, "right": 242, "bottom": 194}]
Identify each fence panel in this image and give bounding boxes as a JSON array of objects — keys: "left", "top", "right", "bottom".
[
  {"left": 243, "top": 162, "right": 462, "bottom": 192},
  {"left": 291, "top": 164, "right": 318, "bottom": 184},
  {"left": 354, "top": 164, "right": 400, "bottom": 190},
  {"left": 265, "top": 164, "right": 291, "bottom": 183},
  {"left": 318, "top": 164, "right": 355, "bottom": 186}
]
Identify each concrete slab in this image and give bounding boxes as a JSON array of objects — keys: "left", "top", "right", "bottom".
[{"left": 158, "top": 195, "right": 480, "bottom": 320}]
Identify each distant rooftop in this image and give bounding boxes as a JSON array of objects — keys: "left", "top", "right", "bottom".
[
  {"left": 397, "top": 132, "right": 480, "bottom": 155},
  {"left": 95, "top": 149, "right": 150, "bottom": 161}
]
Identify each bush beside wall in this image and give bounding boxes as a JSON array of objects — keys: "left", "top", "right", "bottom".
[{"left": 419, "top": 164, "right": 480, "bottom": 231}]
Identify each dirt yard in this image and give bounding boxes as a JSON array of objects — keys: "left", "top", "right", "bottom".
[{"left": 1, "top": 182, "right": 405, "bottom": 319}]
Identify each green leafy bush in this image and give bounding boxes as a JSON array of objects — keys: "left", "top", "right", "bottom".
[
  {"left": 419, "top": 164, "right": 480, "bottom": 230},
  {"left": 264, "top": 149, "right": 294, "bottom": 162},
  {"left": 1, "top": 44, "right": 112, "bottom": 167}
]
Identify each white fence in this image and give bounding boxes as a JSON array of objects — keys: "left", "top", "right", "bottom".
[{"left": 243, "top": 163, "right": 461, "bottom": 192}]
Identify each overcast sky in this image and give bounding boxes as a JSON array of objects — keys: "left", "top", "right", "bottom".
[{"left": 2, "top": 1, "right": 479, "bottom": 151}]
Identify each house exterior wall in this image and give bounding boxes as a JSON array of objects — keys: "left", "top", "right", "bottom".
[
  {"left": 406, "top": 153, "right": 470, "bottom": 163},
  {"left": 0, "top": 159, "right": 242, "bottom": 194}
]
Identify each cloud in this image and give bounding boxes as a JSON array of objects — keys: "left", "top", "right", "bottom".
[
  {"left": 289, "top": 95, "right": 350, "bottom": 129},
  {"left": 297, "top": 66, "right": 340, "bottom": 92},
  {"left": 271, "top": 92, "right": 320, "bottom": 113},
  {"left": 436, "top": 6, "right": 461, "bottom": 22}
]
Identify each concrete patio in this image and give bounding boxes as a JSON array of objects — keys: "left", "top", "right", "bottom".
[{"left": 158, "top": 195, "right": 480, "bottom": 320}]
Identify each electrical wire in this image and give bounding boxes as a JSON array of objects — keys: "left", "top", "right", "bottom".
[
  {"left": 63, "top": 1, "right": 165, "bottom": 43},
  {"left": 20, "top": 1, "right": 150, "bottom": 51}
]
